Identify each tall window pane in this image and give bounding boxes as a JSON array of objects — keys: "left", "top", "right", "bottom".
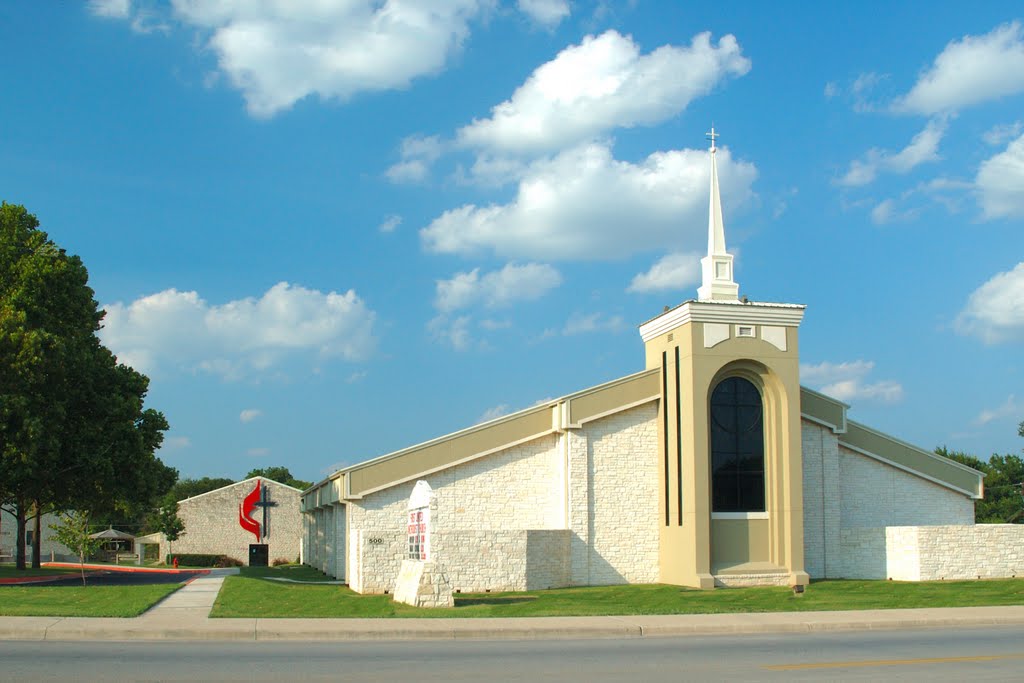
[{"left": 711, "top": 377, "right": 765, "bottom": 512}]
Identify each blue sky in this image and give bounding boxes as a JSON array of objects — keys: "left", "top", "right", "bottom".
[{"left": 2, "top": 2, "right": 1022, "bottom": 483}]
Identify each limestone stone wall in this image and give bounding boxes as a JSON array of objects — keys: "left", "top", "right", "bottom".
[
  {"left": 801, "top": 420, "right": 841, "bottom": 579},
  {"left": 575, "top": 403, "right": 659, "bottom": 585},
  {"left": 838, "top": 446, "right": 974, "bottom": 529},
  {"left": 802, "top": 421, "right": 975, "bottom": 579},
  {"left": 332, "top": 402, "right": 659, "bottom": 593},
  {"left": 155, "top": 479, "right": 302, "bottom": 564},
  {"left": 439, "top": 530, "right": 571, "bottom": 592},
  {"left": 837, "top": 525, "right": 1024, "bottom": 580},
  {"left": 902, "top": 525, "right": 1024, "bottom": 580},
  {"left": 344, "top": 433, "right": 564, "bottom": 591}
]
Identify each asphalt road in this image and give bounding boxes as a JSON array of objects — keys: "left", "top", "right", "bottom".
[
  {"left": 0, "top": 570, "right": 205, "bottom": 587},
  {"left": 3, "top": 624, "right": 1024, "bottom": 682}
]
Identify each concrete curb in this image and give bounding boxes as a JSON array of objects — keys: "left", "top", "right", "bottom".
[{"left": 3, "top": 606, "right": 1024, "bottom": 642}]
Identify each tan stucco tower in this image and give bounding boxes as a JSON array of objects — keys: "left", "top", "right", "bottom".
[{"left": 639, "top": 129, "right": 809, "bottom": 589}]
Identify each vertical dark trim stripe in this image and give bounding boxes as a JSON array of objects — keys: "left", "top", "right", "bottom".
[
  {"left": 662, "top": 351, "right": 670, "bottom": 527},
  {"left": 675, "top": 345, "right": 683, "bottom": 526}
]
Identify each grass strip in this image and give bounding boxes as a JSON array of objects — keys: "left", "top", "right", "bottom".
[
  {"left": 210, "top": 577, "right": 1024, "bottom": 619},
  {"left": 0, "top": 584, "right": 181, "bottom": 617},
  {"left": 239, "top": 565, "right": 336, "bottom": 582},
  {"left": 0, "top": 565, "right": 81, "bottom": 579}
]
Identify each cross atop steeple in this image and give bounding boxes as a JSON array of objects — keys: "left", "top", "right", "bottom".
[
  {"left": 706, "top": 126, "right": 719, "bottom": 152},
  {"left": 696, "top": 127, "right": 740, "bottom": 302}
]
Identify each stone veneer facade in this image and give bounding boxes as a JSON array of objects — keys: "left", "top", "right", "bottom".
[
  {"left": 801, "top": 421, "right": 977, "bottom": 579},
  {"left": 306, "top": 408, "right": 999, "bottom": 591},
  {"left": 315, "top": 403, "right": 660, "bottom": 592},
  {"left": 146, "top": 478, "right": 302, "bottom": 564}
]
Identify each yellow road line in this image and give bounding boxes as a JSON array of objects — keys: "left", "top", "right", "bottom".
[{"left": 766, "top": 653, "right": 1024, "bottom": 670}]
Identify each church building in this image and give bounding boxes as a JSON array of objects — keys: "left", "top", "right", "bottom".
[
  {"left": 301, "top": 132, "right": 986, "bottom": 592},
  {"left": 137, "top": 477, "right": 302, "bottom": 566}
]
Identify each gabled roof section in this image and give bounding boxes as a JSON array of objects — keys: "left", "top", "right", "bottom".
[
  {"left": 839, "top": 421, "right": 984, "bottom": 499},
  {"left": 309, "top": 369, "right": 661, "bottom": 502},
  {"left": 178, "top": 477, "right": 302, "bottom": 506},
  {"left": 800, "top": 386, "right": 983, "bottom": 499}
]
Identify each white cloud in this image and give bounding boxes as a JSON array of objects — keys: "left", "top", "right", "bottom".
[
  {"left": 869, "top": 198, "right": 920, "bottom": 225},
  {"left": 247, "top": 447, "right": 270, "bottom": 457},
  {"left": 955, "top": 262, "right": 1024, "bottom": 344},
  {"left": 477, "top": 404, "right": 511, "bottom": 423},
  {"left": 837, "top": 117, "right": 947, "bottom": 187},
  {"left": 559, "top": 311, "right": 624, "bottom": 336},
  {"left": 976, "top": 133, "right": 1024, "bottom": 219},
  {"left": 627, "top": 252, "right": 701, "bottom": 293},
  {"left": 239, "top": 409, "right": 262, "bottom": 423},
  {"left": 516, "top": 0, "right": 569, "bottom": 28},
  {"left": 346, "top": 370, "right": 368, "bottom": 383},
  {"left": 801, "top": 360, "right": 904, "bottom": 403},
  {"left": 160, "top": 435, "right": 192, "bottom": 451},
  {"left": 161, "top": 0, "right": 487, "bottom": 117},
  {"left": 386, "top": 134, "right": 445, "bottom": 184},
  {"left": 435, "top": 262, "right": 562, "bottom": 312},
  {"left": 974, "top": 395, "right": 1021, "bottom": 426},
  {"left": 823, "top": 81, "right": 838, "bottom": 99},
  {"left": 421, "top": 142, "right": 757, "bottom": 260},
  {"left": 100, "top": 282, "right": 376, "bottom": 378},
  {"left": 89, "top": 0, "right": 131, "bottom": 18},
  {"left": 428, "top": 314, "right": 474, "bottom": 351},
  {"left": 983, "top": 121, "right": 1023, "bottom": 146},
  {"left": 378, "top": 214, "right": 402, "bottom": 233},
  {"left": 457, "top": 30, "right": 750, "bottom": 154},
  {"left": 894, "top": 22, "right": 1024, "bottom": 114}
]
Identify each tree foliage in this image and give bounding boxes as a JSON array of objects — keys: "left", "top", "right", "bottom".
[
  {"left": 245, "top": 466, "right": 312, "bottom": 490},
  {"left": 152, "top": 497, "right": 186, "bottom": 558},
  {"left": 165, "top": 477, "right": 236, "bottom": 502},
  {"left": 937, "top": 445, "right": 1024, "bottom": 523},
  {"left": 48, "top": 511, "right": 103, "bottom": 586},
  {"left": 1, "top": 202, "right": 173, "bottom": 569}
]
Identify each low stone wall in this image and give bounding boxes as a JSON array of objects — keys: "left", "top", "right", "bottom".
[
  {"left": 838, "top": 525, "right": 1024, "bottom": 580},
  {"left": 349, "top": 529, "right": 572, "bottom": 594}
]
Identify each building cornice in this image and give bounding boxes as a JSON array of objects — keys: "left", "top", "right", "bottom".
[{"left": 638, "top": 300, "right": 806, "bottom": 342}]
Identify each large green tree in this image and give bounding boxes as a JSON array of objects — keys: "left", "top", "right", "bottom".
[
  {"left": 165, "top": 477, "right": 236, "bottom": 502},
  {"left": 0, "top": 202, "right": 173, "bottom": 569},
  {"left": 937, "top": 425, "right": 1024, "bottom": 524},
  {"left": 245, "top": 466, "right": 312, "bottom": 490}
]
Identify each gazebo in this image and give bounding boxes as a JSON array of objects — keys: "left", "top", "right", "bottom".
[{"left": 89, "top": 527, "right": 136, "bottom": 563}]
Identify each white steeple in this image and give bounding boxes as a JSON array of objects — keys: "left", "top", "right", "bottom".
[{"left": 696, "top": 127, "right": 740, "bottom": 302}]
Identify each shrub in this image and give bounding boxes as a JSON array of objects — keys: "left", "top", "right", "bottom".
[
  {"left": 166, "top": 553, "right": 243, "bottom": 567},
  {"left": 214, "top": 556, "right": 244, "bottom": 568},
  {"left": 271, "top": 557, "right": 291, "bottom": 567}
]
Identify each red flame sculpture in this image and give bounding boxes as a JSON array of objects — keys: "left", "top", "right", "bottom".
[{"left": 239, "top": 479, "right": 262, "bottom": 542}]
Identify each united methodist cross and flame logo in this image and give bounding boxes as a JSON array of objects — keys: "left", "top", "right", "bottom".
[{"left": 239, "top": 479, "right": 276, "bottom": 543}]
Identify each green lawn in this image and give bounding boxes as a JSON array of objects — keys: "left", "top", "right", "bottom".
[
  {"left": 0, "top": 584, "right": 181, "bottom": 617},
  {"left": 238, "top": 564, "right": 336, "bottom": 582},
  {"left": 0, "top": 565, "right": 81, "bottom": 579},
  {"left": 210, "top": 577, "right": 1024, "bottom": 619}
]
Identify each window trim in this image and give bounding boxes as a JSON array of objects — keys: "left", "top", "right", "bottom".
[{"left": 711, "top": 512, "right": 769, "bottom": 520}]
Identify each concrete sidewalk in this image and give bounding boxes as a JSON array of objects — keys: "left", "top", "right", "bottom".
[{"left": 3, "top": 595, "right": 1024, "bottom": 641}]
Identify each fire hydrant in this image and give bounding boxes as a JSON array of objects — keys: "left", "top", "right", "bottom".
[{"left": 172, "top": 557, "right": 179, "bottom": 569}]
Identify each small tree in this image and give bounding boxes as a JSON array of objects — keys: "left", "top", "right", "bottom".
[
  {"left": 153, "top": 498, "right": 185, "bottom": 562},
  {"left": 48, "top": 511, "right": 102, "bottom": 586}
]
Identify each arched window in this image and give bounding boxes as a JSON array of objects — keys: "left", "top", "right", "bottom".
[{"left": 710, "top": 377, "right": 765, "bottom": 512}]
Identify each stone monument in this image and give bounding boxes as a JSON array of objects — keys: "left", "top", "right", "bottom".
[{"left": 392, "top": 480, "right": 453, "bottom": 608}]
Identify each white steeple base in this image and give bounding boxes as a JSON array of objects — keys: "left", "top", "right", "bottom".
[{"left": 697, "top": 253, "right": 739, "bottom": 301}]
